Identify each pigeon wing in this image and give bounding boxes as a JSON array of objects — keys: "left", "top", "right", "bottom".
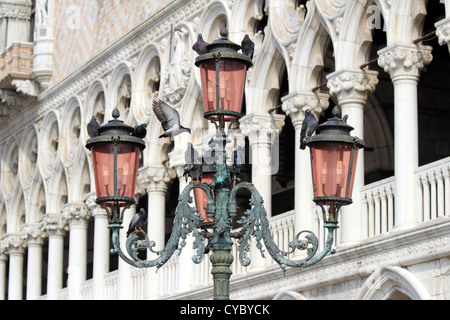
[
  {"left": 152, "top": 100, "right": 181, "bottom": 130},
  {"left": 126, "top": 213, "right": 140, "bottom": 235}
]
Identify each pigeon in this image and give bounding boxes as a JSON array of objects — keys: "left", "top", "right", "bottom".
[
  {"left": 87, "top": 116, "right": 100, "bottom": 138},
  {"left": 299, "top": 109, "right": 317, "bottom": 150},
  {"left": 152, "top": 99, "right": 191, "bottom": 138},
  {"left": 126, "top": 208, "right": 148, "bottom": 236},
  {"left": 192, "top": 34, "right": 208, "bottom": 55},
  {"left": 133, "top": 123, "right": 147, "bottom": 138},
  {"left": 184, "top": 142, "right": 202, "bottom": 181},
  {"left": 241, "top": 34, "right": 255, "bottom": 60}
]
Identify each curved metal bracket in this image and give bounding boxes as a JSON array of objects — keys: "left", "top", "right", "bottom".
[
  {"left": 109, "top": 181, "right": 215, "bottom": 269},
  {"left": 228, "top": 181, "right": 338, "bottom": 272}
]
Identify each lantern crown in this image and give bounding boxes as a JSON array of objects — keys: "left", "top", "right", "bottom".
[{"left": 307, "top": 107, "right": 364, "bottom": 147}]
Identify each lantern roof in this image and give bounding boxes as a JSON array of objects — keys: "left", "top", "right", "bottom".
[
  {"left": 85, "top": 108, "right": 146, "bottom": 151},
  {"left": 306, "top": 107, "right": 364, "bottom": 148},
  {"left": 194, "top": 29, "right": 253, "bottom": 68}
]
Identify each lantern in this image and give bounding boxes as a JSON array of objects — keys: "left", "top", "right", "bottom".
[
  {"left": 193, "top": 171, "right": 215, "bottom": 226},
  {"left": 195, "top": 30, "right": 252, "bottom": 126},
  {"left": 86, "top": 109, "right": 146, "bottom": 222},
  {"left": 306, "top": 107, "right": 364, "bottom": 217}
]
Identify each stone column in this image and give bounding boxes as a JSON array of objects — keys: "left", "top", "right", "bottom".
[
  {"left": 378, "top": 44, "right": 432, "bottom": 229},
  {"left": 42, "top": 213, "right": 67, "bottom": 300},
  {"left": 138, "top": 165, "right": 173, "bottom": 298},
  {"left": 282, "top": 92, "right": 329, "bottom": 234},
  {"left": 3, "top": 233, "right": 26, "bottom": 300},
  {"left": 21, "top": 223, "right": 44, "bottom": 300},
  {"left": 86, "top": 195, "right": 109, "bottom": 300},
  {"left": 118, "top": 205, "right": 134, "bottom": 300},
  {"left": 0, "top": 247, "right": 6, "bottom": 300},
  {"left": 239, "top": 113, "right": 285, "bottom": 218},
  {"left": 63, "top": 203, "right": 91, "bottom": 300},
  {"left": 327, "top": 69, "right": 378, "bottom": 244}
]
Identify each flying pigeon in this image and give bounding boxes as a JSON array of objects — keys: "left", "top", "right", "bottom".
[
  {"left": 184, "top": 142, "right": 202, "bottom": 181},
  {"left": 126, "top": 208, "right": 148, "bottom": 236},
  {"left": 192, "top": 34, "right": 208, "bottom": 55},
  {"left": 241, "top": 34, "right": 255, "bottom": 60},
  {"left": 152, "top": 99, "right": 191, "bottom": 138},
  {"left": 87, "top": 116, "right": 100, "bottom": 138},
  {"left": 299, "top": 109, "right": 317, "bottom": 150},
  {"left": 133, "top": 123, "right": 147, "bottom": 138}
]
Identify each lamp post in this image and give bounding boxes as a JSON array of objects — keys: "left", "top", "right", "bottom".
[{"left": 86, "top": 30, "right": 364, "bottom": 300}]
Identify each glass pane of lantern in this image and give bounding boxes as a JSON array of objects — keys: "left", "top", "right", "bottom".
[
  {"left": 194, "top": 173, "right": 214, "bottom": 223},
  {"left": 310, "top": 142, "right": 359, "bottom": 202},
  {"left": 199, "top": 59, "right": 247, "bottom": 121},
  {"left": 91, "top": 143, "right": 140, "bottom": 207}
]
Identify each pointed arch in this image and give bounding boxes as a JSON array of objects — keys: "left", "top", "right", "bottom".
[
  {"left": 247, "top": 29, "right": 287, "bottom": 114},
  {"left": 291, "top": 2, "right": 333, "bottom": 91},
  {"left": 357, "top": 266, "right": 431, "bottom": 300}
]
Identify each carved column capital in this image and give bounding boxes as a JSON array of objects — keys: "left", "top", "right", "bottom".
[
  {"left": 239, "top": 113, "right": 285, "bottom": 145},
  {"left": 42, "top": 213, "right": 68, "bottom": 237},
  {"left": 86, "top": 193, "right": 107, "bottom": 218},
  {"left": 138, "top": 165, "right": 175, "bottom": 194},
  {"left": 377, "top": 44, "right": 433, "bottom": 82},
  {"left": 21, "top": 223, "right": 44, "bottom": 246},
  {"left": 327, "top": 69, "right": 379, "bottom": 104},
  {"left": 2, "top": 233, "right": 26, "bottom": 255},
  {"left": 63, "top": 203, "right": 91, "bottom": 227},
  {"left": 436, "top": 18, "right": 450, "bottom": 49},
  {"left": 281, "top": 92, "right": 329, "bottom": 128}
]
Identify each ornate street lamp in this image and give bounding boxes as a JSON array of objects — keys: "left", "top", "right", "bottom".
[
  {"left": 85, "top": 109, "right": 146, "bottom": 225},
  {"left": 86, "top": 30, "right": 364, "bottom": 300}
]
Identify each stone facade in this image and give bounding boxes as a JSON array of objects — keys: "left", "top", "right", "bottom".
[{"left": 0, "top": 0, "right": 449, "bottom": 300}]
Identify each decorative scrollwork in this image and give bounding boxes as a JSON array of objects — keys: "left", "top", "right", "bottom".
[
  {"left": 109, "top": 181, "right": 214, "bottom": 269},
  {"left": 229, "top": 181, "right": 338, "bottom": 272}
]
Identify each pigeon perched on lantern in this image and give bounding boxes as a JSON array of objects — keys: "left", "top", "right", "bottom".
[
  {"left": 192, "top": 33, "right": 208, "bottom": 55},
  {"left": 300, "top": 109, "right": 318, "bottom": 150}
]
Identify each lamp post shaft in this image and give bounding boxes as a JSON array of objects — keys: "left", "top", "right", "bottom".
[{"left": 210, "top": 132, "right": 234, "bottom": 300}]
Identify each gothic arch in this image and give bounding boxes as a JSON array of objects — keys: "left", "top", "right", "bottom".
[
  {"left": 45, "top": 167, "right": 69, "bottom": 216},
  {"left": 273, "top": 289, "right": 307, "bottom": 300},
  {"left": 290, "top": 2, "right": 332, "bottom": 91},
  {"left": 229, "top": 0, "right": 264, "bottom": 36},
  {"left": 26, "top": 175, "right": 46, "bottom": 224},
  {"left": 60, "top": 96, "right": 83, "bottom": 167},
  {"left": 357, "top": 266, "right": 431, "bottom": 300},
  {"left": 108, "top": 62, "right": 133, "bottom": 123},
  {"left": 247, "top": 29, "right": 287, "bottom": 114},
  {"left": 83, "top": 80, "right": 107, "bottom": 143},
  {"left": 18, "top": 124, "right": 39, "bottom": 191},
  {"left": 133, "top": 43, "right": 162, "bottom": 123},
  {"left": 38, "top": 110, "right": 61, "bottom": 179},
  {"left": 1, "top": 136, "right": 20, "bottom": 200},
  {"left": 197, "top": 0, "right": 230, "bottom": 43},
  {"left": 380, "top": 0, "right": 428, "bottom": 44},
  {"left": 7, "top": 190, "right": 25, "bottom": 233}
]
